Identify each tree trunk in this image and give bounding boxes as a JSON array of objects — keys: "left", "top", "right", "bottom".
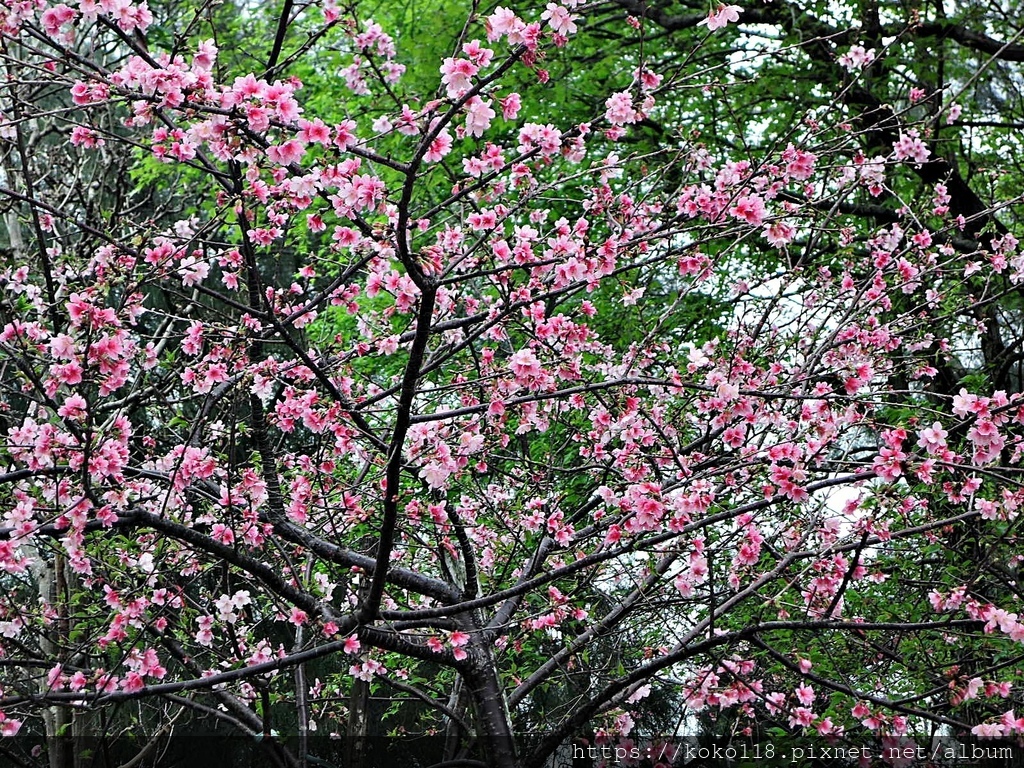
[
  {"left": 463, "top": 639, "right": 518, "bottom": 768},
  {"left": 346, "top": 676, "right": 370, "bottom": 768},
  {"left": 29, "top": 553, "right": 73, "bottom": 768},
  {"left": 442, "top": 676, "right": 465, "bottom": 762}
]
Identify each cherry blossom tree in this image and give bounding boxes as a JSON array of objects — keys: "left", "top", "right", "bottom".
[{"left": 1, "top": 0, "right": 1023, "bottom": 766}]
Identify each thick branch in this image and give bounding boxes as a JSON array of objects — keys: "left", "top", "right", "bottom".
[
  {"left": 917, "top": 21, "right": 1024, "bottom": 61},
  {"left": 361, "top": 285, "right": 438, "bottom": 620},
  {"left": 523, "top": 619, "right": 982, "bottom": 768}
]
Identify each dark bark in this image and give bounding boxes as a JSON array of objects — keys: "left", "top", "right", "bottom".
[
  {"left": 462, "top": 649, "right": 518, "bottom": 768},
  {"left": 345, "top": 677, "right": 371, "bottom": 768}
]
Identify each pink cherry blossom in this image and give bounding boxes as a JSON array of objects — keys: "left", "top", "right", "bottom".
[
  {"left": 699, "top": 4, "right": 742, "bottom": 31},
  {"left": 439, "top": 57, "right": 477, "bottom": 99},
  {"left": 464, "top": 96, "right": 496, "bottom": 137},
  {"left": 541, "top": 4, "right": 578, "bottom": 36},
  {"left": 839, "top": 44, "right": 876, "bottom": 71},
  {"left": 893, "top": 130, "right": 930, "bottom": 164},
  {"left": 500, "top": 92, "right": 521, "bottom": 120},
  {"left": 0, "top": 1, "right": 1021, "bottom": 759},
  {"left": 605, "top": 92, "right": 639, "bottom": 126}
]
